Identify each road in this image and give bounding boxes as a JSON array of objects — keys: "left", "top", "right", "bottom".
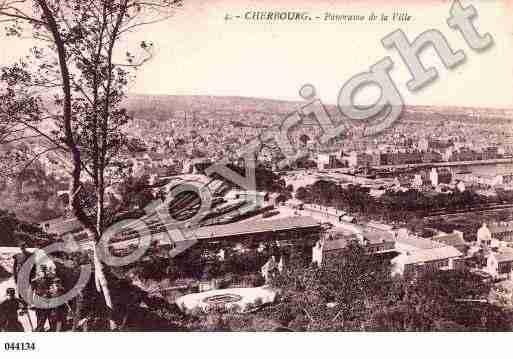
[
  {"left": 280, "top": 158, "right": 513, "bottom": 174},
  {"left": 424, "top": 203, "right": 513, "bottom": 219},
  {"left": 372, "top": 158, "right": 513, "bottom": 170},
  {"left": 299, "top": 204, "right": 362, "bottom": 234}
]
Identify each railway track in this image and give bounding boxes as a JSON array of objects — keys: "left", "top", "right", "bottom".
[{"left": 423, "top": 203, "right": 513, "bottom": 218}]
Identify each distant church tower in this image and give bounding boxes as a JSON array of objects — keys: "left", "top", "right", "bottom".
[{"left": 477, "top": 223, "right": 492, "bottom": 247}]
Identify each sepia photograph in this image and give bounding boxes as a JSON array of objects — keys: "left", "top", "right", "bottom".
[{"left": 1, "top": 0, "right": 513, "bottom": 352}]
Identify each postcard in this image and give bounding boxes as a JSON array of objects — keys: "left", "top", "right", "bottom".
[{"left": 1, "top": 0, "right": 513, "bottom": 356}]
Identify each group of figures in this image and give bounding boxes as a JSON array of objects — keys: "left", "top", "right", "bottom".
[
  {"left": 0, "top": 242, "right": 68, "bottom": 332},
  {"left": 0, "top": 241, "right": 167, "bottom": 332}
]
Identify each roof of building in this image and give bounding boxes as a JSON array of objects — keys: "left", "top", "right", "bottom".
[
  {"left": 322, "top": 229, "right": 395, "bottom": 252},
  {"left": 493, "top": 252, "right": 513, "bottom": 263},
  {"left": 189, "top": 216, "right": 320, "bottom": 240},
  {"left": 488, "top": 222, "right": 513, "bottom": 234},
  {"left": 432, "top": 232, "right": 467, "bottom": 248},
  {"left": 323, "top": 238, "right": 349, "bottom": 252},
  {"left": 400, "top": 246, "right": 462, "bottom": 265},
  {"left": 396, "top": 236, "right": 445, "bottom": 250},
  {"left": 362, "top": 230, "right": 395, "bottom": 245},
  {"left": 326, "top": 227, "right": 358, "bottom": 237},
  {"left": 366, "top": 221, "right": 394, "bottom": 232}
]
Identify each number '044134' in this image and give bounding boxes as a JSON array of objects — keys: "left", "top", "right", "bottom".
[{"left": 4, "top": 342, "right": 36, "bottom": 351}]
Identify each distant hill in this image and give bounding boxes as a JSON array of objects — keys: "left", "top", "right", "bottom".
[
  {"left": 124, "top": 94, "right": 513, "bottom": 122},
  {"left": 124, "top": 94, "right": 305, "bottom": 120}
]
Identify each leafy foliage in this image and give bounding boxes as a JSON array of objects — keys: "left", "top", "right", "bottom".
[
  {"left": 296, "top": 180, "right": 492, "bottom": 224},
  {"left": 116, "top": 174, "right": 155, "bottom": 212},
  {"left": 0, "top": 209, "right": 51, "bottom": 247},
  {"left": 0, "top": 0, "right": 183, "bottom": 329},
  {"left": 257, "top": 243, "right": 513, "bottom": 331}
]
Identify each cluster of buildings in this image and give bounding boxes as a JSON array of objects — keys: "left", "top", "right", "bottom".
[
  {"left": 311, "top": 220, "right": 467, "bottom": 278},
  {"left": 452, "top": 172, "right": 506, "bottom": 189},
  {"left": 473, "top": 222, "right": 513, "bottom": 281},
  {"left": 312, "top": 225, "right": 396, "bottom": 267},
  {"left": 391, "top": 231, "right": 465, "bottom": 277},
  {"left": 316, "top": 144, "right": 506, "bottom": 171},
  {"left": 14, "top": 101, "right": 513, "bottom": 305},
  {"left": 308, "top": 213, "right": 513, "bottom": 283},
  {"left": 12, "top": 161, "right": 513, "bottom": 306}
]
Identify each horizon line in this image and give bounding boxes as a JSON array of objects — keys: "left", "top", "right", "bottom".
[{"left": 126, "top": 92, "right": 513, "bottom": 112}]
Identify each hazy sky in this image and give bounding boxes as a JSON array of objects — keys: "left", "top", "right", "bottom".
[{"left": 1, "top": 0, "right": 512, "bottom": 108}]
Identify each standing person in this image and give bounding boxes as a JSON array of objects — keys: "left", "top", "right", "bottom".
[
  {"left": 12, "top": 242, "right": 34, "bottom": 294},
  {"left": 31, "top": 265, "right": 53, "bottom": 332},
  {"left": 48, "top": 278, "right": 68, "bottom": 332},
  {"left": 0, "top": 288, "right": 27, "bottom": 332}
]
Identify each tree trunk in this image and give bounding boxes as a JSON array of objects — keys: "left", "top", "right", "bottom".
[
  {"left": 35, "top": 0, "right": 116, "bottom": 330},
  {"left": 92, "top": 243, "right": 116, "bottom": 330}
]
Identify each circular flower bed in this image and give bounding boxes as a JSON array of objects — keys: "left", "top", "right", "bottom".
[
  {"left": 202, "top": 293, "right": 243, "bottom": 305},
  {"left": 176, "top": 287, "right": 277, "bottom": 314}
]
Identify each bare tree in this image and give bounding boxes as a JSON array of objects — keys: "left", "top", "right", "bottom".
[{"left": 0, "top": 0, "right": 182, "bottom": 329}]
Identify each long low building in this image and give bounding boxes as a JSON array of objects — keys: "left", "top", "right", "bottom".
[
  {"left": 78, "top": 216, "right": 322, "bottom": 258},
  {"left": 188, "top": 216, "right": 321, "bottom": 242},
  {"left": 391, "top": 246, "right": 463, "bottom": 277},
  {"left": 392, "top": 234, "right": 463, "bottom": 277},
  {"left": 312, "top": 229, "right": 397, "bottom": 267}
]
